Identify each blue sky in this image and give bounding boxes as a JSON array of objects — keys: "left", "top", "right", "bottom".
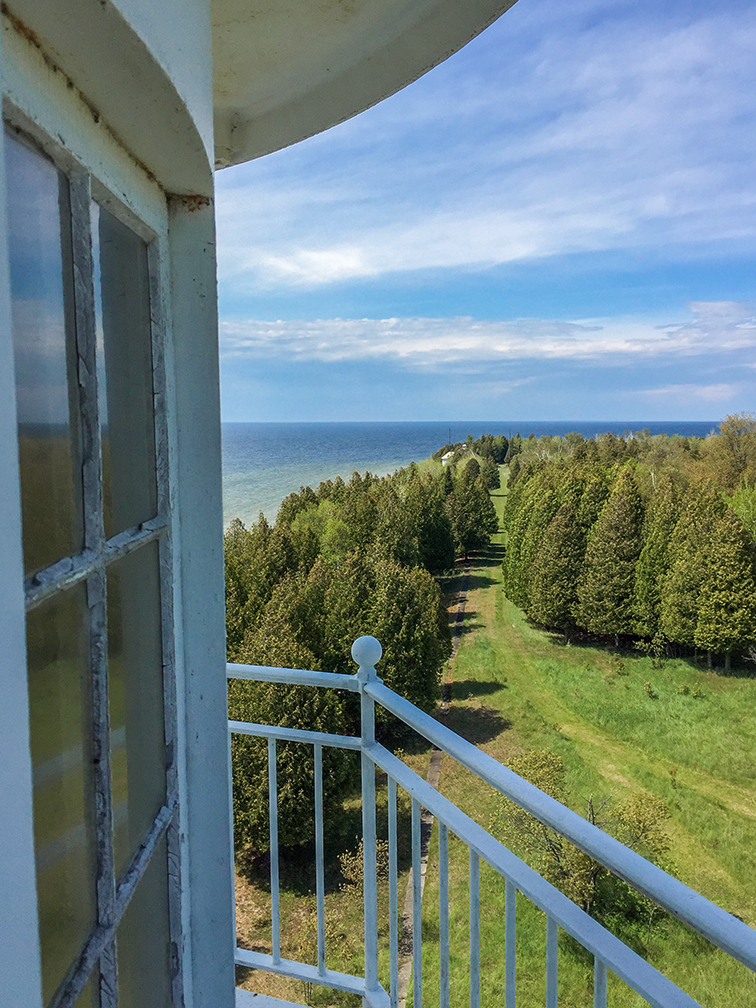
[{"left": 215, "top": 0, "right": 756, "bottom": 422}]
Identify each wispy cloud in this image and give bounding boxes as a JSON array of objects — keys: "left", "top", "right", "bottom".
[
  {"left": 216, "top": 1, "right": 756, "bottom": 291},
  {"left": 220, "top": 301, "right": 756, "bottom": 369},
  {"left": 637, "top": 383, "right": 739, "bottom": 402}
]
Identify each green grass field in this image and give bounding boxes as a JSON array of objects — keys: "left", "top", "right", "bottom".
[{"left": 414, "top": 469, "right": 756, "bottom": 1006}]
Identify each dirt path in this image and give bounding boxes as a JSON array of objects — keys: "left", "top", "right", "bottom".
[{"left": 440, "top": 563, "right": 470, "bottom": 714}]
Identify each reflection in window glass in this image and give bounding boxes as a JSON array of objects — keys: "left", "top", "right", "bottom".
[
  {"left": 108, "top": 543, "right": 166, "bottom": 874},
  {"left": 6, "top": 131, "right": 81, "bottom": 576},
  {"left": 26, "top": 585, "right": 96, "bottom": 1005},
  {"left": 116, "top": 835, "right": 171, "bottom": 1008},
  {"left": 95, "top": 206, "right": 157, "bottom": 538}
]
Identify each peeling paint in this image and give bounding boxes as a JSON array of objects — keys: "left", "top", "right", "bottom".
[{"left": 176, "top": 193, "right": 213, "bottom": 212}]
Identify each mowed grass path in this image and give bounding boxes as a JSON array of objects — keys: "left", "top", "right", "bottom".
[{"left": 416, "top": 477, "right": 756, "bottom": 1006}]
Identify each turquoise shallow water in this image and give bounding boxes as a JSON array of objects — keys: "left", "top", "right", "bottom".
[{"left": 221, "top": 420, "right": 717, "bottom": 527}]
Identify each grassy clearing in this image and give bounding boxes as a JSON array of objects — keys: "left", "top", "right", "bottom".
[{"left": 417, "top": 467, "right": 756, "bottom": 1005}]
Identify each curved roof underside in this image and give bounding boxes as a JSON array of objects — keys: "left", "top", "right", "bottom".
[{"left": 212, "top": 0, "right": 517, "bottom": 168}]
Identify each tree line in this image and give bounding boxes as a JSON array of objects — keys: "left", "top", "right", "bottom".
[
  {"left": 227, "top": 456, "right": 498, "bottom": 851},
  {"left": 502, "top": 414, "right": 756, "bottom": 670}
]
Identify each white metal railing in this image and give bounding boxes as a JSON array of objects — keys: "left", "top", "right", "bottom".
[{"left": 228, "top": 637, "right": 756, "bottom": 1008}]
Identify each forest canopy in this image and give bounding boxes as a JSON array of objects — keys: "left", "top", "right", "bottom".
[
  {"left": 501, "top": 414, "right": 756, "bottom": 670},
  {"left": 226, "top": 455, "right": 498, "bottom": 850}
]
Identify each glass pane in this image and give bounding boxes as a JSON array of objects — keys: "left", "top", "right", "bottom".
[
  {"left": 95, "top": 205, "right": 157, "bottom": 538},
  {"left": 6, "top": 131, "right": 81, "bottom": 576},
  {"left": 116, "top": 835, "right": 171, "bottom": 1008},
  {"left": 108, "top": 542, "right": 166, "bottom": 874},
  {"left": 27, "top": 585, "right": 96, "bottom": 1005}
]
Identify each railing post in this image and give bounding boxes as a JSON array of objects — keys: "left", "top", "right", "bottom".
[{"left": 352, "top": 636, "right": 383, "bottom": 1006}]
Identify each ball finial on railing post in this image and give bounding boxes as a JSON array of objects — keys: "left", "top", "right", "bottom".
[{"left": 351, "top": 635, "right": 382, "bottom": 673}]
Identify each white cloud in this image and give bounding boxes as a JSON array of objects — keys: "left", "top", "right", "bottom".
[
  {"left": 220, "top": 301, "right": 756, "bottom": 368},
  {"left": 637, "top": 383, "right": 739, "bottom": 403}
]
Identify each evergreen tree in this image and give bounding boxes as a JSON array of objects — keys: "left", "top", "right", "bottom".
[
  {"left": 572, "top": 440, "right": 588, "bottom": 462},
  {"left": 660, "top": 485, "right": 724, "bottom": 648},
  {"left": 442, "top": 464, "right": 454, "bottom": 497},
  {"left": 694, "top": 509, "right": 756, "bottom": 669},
  {"left": 577, "top": 475, "right": 609, "bottom": 534},
  {"left": 596, "top": 433, "right": 628, "bottom": 466},
  {"left": 224, "top": 516, "right": 298, "bottom": 657},
  {"left": 528, "top": 502, "right": 584, "bottom": 631},
  {"left": 229, "top": 626, "right": 352, "bottom": 852},
  {"left": 504, "top": 436, "right": 522, "bottom": 464},
  {"left": 320, "top": 551, "right": 375, "bottom": 675},
  {"left": 277, "top": 485, "right": 318, "bottom": 525},
  {"left": 480, "top": 455, "right": 501, "bottom": 489},
  {"left": 634, "top": 476, "right": 679, "bottom": 638},
  {"left": 447, "top": 467, "right": 498, "bottom": 558},
  {"left": 515, "top": 485, "right": 561, "bottom": 612},
  {"left": 508, "top": 455, "right": 522, "bottom": 484},
  {"left": 575, "top": 466, "right": 644, "bottom": 640},
  {"left": 502, "top": 472, "right": 542, "bottom": 607},
  {"left": 407, "top": 474, "right": 455, "bottom": 573},
  {"left": 557, "top": 471, "right": 586, "bottom": 511},
  {"left": 365, "top": 559, "right": 450, "bottom": 711},
  {"left": 474, "top": 433, "right": 508, "bottom": 461},
  {"left": 373, "top": 485, "right": 421, "bottom": 567},
  {"left": 341, "top": 476, "right": 379, "bottom": 548}
]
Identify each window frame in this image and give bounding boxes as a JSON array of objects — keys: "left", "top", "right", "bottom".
[{"left": 5, "top": 107, "right": 183, "bottom": 1008}]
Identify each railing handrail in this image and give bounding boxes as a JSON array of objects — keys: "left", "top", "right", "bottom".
[
  {"left": 227, "top": 660, "right": 756, "bottom": 974},
  {"left": 227, "top": 661, "right": 360, "bottom": 692}
]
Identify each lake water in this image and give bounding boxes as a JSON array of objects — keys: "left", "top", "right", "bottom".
[{"left": 221, "top": 420, "right": 718, "bottom": 526}]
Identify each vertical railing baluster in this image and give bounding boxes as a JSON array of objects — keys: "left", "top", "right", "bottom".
[
  {"left": 546, "top": 916, "right": 558, "bottom": 1008},
  {"left": 594, "top": 959, "right": 607, "bottom": 1008},
  {"left": 268, "top": 737, "right": 280, "bottom": 965},
  {"left": 469, "top": 851, "right": 480, "bottom": 1008},
  {"left": 505, "top": 879, "right": 516, "bottom": 1008},
  {"left": 362, "top": 749, "right": 378, "bottom": 996},
  {"left": 314, "top": 743, "right": 326, "bottom": 974},
  {"left": 412, "top": 796, "right": 423, "bottom": 1008},
  {"left": 439, "top": 823, "right": 450, "bottom": 1008},
  {"left": 354, "top": 636, "right": 382, "bottom": 1000},
  {"left": 388, "top": 777, "right": 399, "bottom": 1008}
]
